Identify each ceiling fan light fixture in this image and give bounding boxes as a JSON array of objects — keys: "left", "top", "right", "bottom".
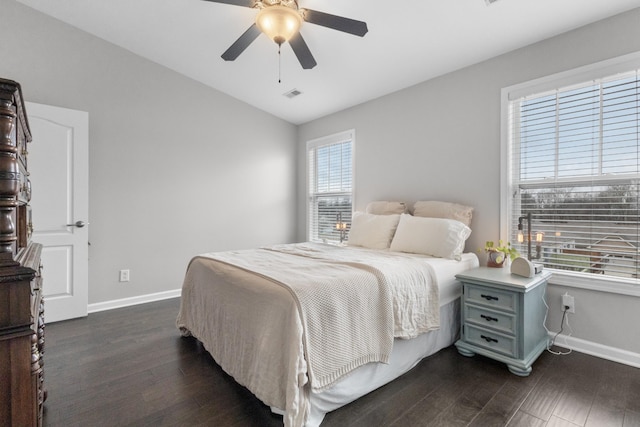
[{"left": 256, "top": 5, "right": 302, "bottom": 45}]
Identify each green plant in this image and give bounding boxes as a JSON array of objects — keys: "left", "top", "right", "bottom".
[{"left": 483, "top": 240, "right": 520, "bottom": 262}]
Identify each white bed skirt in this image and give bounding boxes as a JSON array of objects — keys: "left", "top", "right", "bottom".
[{"left": 272, "top": 298, "right": 461, "bottom": 426}]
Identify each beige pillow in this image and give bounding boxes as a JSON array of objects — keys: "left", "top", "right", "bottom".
[
  {"left": 412, "top": 201, "right": 473, "bottom": 227},
  {"left": 347, "top": 212, "right": 401, "bottom": 249},
  {"left": 365, "top": 201, "right": 407, "bottom": 215},
  {"left": 389, "top": 214, "right": 471, "bottom": 260}
]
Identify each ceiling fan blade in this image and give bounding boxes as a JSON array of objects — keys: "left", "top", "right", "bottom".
[
  {"left": 289, "top": 32, "right": 317, "bottom": 70},
  {"left": 303, "top": 9, "right": 368, "bottom": 37},
  {"left": 201, "top": 0, "right": 255, "bottom": 8},
  {"left": 221, "top": 24, "right": 261, "bottom": 61}
]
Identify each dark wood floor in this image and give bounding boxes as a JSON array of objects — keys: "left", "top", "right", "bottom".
[{"left": 42, "top": 298, "right": 640, "bottom": 427}]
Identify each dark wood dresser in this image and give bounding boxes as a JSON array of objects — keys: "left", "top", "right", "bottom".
[{"left": 0, "top": 79, "right": 44, "bottom": 427}]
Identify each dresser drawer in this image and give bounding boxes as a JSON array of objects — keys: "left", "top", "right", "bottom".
[
  {"left": 465, "top": 284, "right": 516, "bottom": 313},
  {"left": 464, "top": 304, "right": 516, "bottom": 335},
  {"left": 465, "top": 324, "right": 517, "bottom": 358}
]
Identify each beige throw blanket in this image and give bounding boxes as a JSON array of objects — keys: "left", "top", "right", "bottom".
[
  {"left": 205, "top": 242, "right": 439, "bottom": 391},
  {"left": 268, "top": 243, "right": 440, "bottom": 339}
]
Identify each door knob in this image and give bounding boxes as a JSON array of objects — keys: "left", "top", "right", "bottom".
[{"left": 66, "top": 220, "right": 88, "bottom": 228}]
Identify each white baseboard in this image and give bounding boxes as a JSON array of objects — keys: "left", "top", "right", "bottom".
[
  {"left": 550, "top": 332, "right": 640, "bottom": 368},
  {"left": 88, "top": 289, "right": 182, "bottom": 314}
]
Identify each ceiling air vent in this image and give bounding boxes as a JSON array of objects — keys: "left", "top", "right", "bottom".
[{"left": 283, "top": 89, "right": 302, "bottom": 99}]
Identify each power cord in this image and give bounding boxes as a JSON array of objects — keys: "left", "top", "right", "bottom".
[{"left": 542, "top": 296, "right": 572, "bottom": 355}]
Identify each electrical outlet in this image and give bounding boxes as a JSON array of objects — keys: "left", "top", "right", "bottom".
[
  {"left": 562, "top": 293, "right": 575, "bottom": 314},
  {"left": 119, "top": 269, "right": 130, "bottom": 282}
]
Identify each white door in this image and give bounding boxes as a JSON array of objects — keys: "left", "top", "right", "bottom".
[{"left": 26, "top": 102, "right": 89, "bottom": 323}]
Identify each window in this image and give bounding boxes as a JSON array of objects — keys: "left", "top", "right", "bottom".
[
  {"left": 307, "top": 130, "right": 354, "bottom": 243},
  {"left": 503, "top": 54, "right": 640, "bottom": 289}
]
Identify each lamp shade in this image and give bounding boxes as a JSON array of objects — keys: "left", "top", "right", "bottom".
[{"left": 256, "top": 5, "right": 302, "bottom": 45}]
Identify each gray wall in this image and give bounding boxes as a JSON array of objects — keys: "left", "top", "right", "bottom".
[
  {"left": 298, "top": 9, "right": 640, "bottom": 356},
  {"left": 1, "top": 0, "right": 298, "bottom": 305}
]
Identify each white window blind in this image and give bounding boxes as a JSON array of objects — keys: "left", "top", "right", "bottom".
[
  {"left": 508, "top": 69, "right": 639, "bottom": 282},
  {"left": 307, "top": 130, "right": 353, "bottom": 243}
]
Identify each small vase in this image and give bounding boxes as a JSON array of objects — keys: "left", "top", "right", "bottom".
[{"left": 486, "top": 250, "right": 505, "bottom": 268}]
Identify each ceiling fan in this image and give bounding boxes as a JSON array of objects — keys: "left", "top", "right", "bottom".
[{"left": 203, "top": 0, "right": 368, "bottom": 70}]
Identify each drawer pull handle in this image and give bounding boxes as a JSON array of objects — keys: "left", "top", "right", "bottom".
[
  {"left": 481, "top": 314, "right": 498, "bottom": 322},
  {"left": 481, "top": 294, "right": 499, "bottom": 301},
  {"left": 481, "top": 335, "right": 498, "bottom": 343}
]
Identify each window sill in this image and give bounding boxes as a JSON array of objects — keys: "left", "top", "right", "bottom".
[{"left": 547, "top": 270, "right": 640, "bottom": 297}]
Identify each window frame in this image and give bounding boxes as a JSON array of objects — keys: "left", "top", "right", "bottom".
[
  {"left": 501, "top": 51, "right": 640, "bottom": 297},
  {"left": 306, "top": 129, "right": 355, "bottom": 243}
]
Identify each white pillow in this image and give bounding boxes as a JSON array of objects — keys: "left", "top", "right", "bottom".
[
  {"left": 347, "top": 212, "right": 401, "bottom": 249},
  {"left": 412, "top": 201, "right": 474, "bottom": 227},
  {"left": 390, "top": 214, "right": 471, "bottom": 260},
  {"left": 365, "top": 201, "right": 407, "bottom": 215}
]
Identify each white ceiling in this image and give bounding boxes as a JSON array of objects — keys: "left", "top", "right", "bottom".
[{"left": 16, "top": 0, "right": 640, "bottom": 124}]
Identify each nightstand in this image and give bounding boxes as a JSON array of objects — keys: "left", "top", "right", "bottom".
[{"left": 454, "top": 266, "right": 551, "bottom": 376}]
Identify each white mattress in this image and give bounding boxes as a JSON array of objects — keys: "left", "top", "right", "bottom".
[{"left": 427, "top": 252, "right": 479, "bottom": 306}]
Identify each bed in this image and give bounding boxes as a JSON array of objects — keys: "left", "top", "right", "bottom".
[{"left": 176, "top": 201, "right": 479, "bottom": 426}]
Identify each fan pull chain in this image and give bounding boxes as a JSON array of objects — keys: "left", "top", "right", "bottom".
[{"left": 278, "top": 43, "right": 282, "bottom": 84}]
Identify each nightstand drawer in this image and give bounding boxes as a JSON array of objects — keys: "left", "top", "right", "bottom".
[
  {"left": 465, "top": 325, "right": 517, "bottom": 358},
  {"left": 465, "top": 285, "right": 516, "bottom": 313},
  {"left": 465, "top": 304, "right": 516, "bottom": 335}
]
